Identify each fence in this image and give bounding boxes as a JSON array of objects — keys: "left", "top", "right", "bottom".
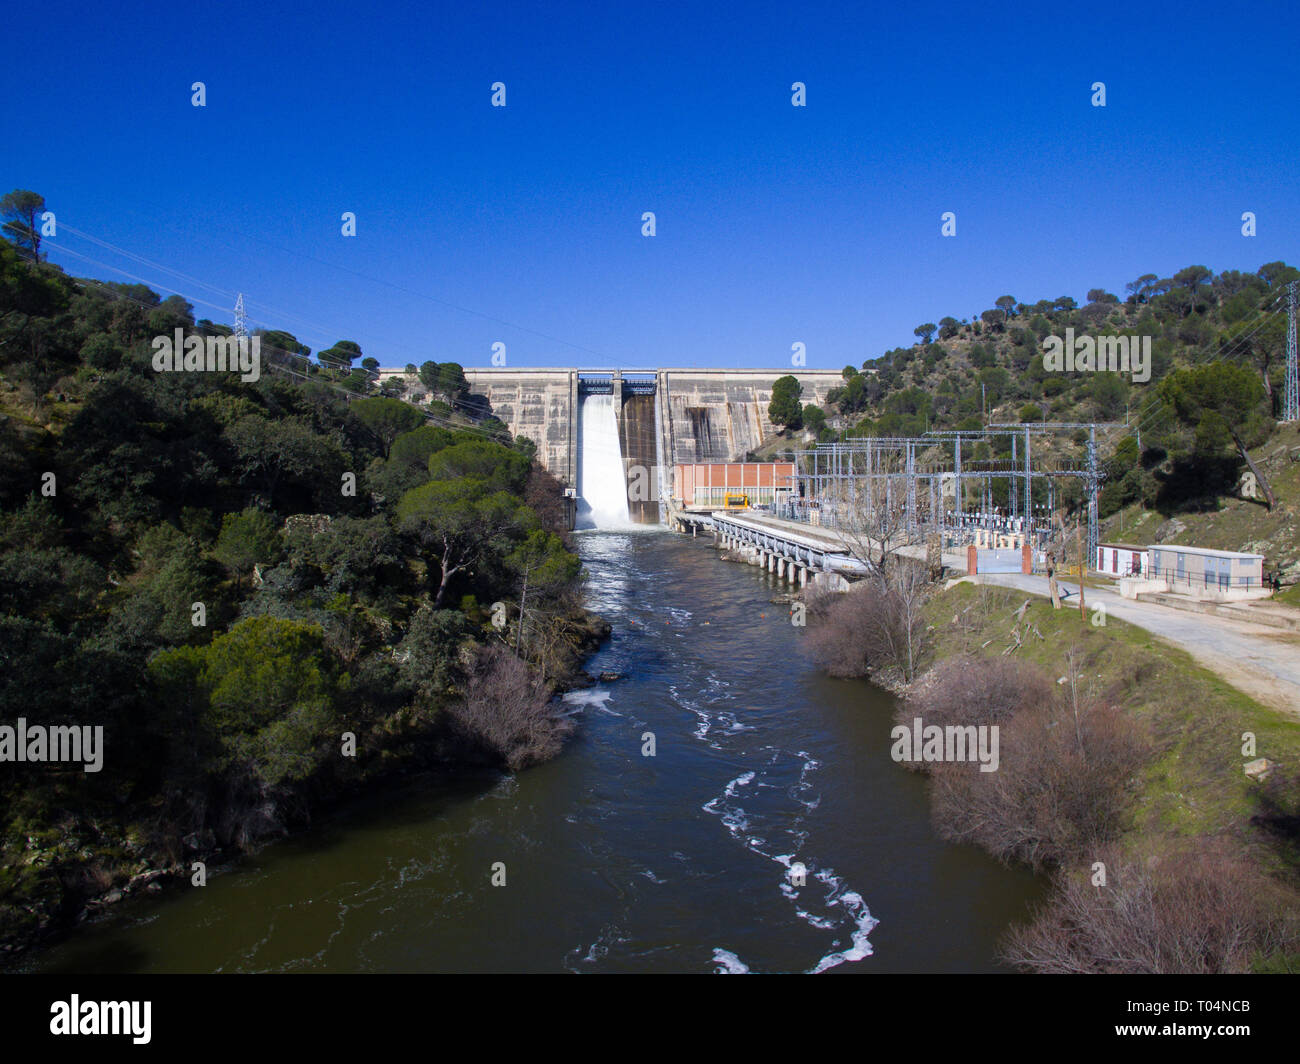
[{"left": 1147, "top": 566, "right": 1263, "bottom": 591}]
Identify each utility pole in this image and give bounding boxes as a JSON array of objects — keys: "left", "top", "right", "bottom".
[
  {"left": 1086, "top": 425, "right": 1099, "bottom": 567},
  {"left": 1023, "top": 426, "right": 1032, "bottom": 527},
  {"left": 1077, "top": 518, "right": 1086, "bottom": 621}
]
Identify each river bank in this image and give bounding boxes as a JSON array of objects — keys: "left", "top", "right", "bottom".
[
  {"left": 0, "top": 605, "right": 610, "bottom": 965},
  {"left": 793, "top": 568, "right": 1300, "bottom": 972}
]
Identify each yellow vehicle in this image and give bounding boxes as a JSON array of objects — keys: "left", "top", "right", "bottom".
[{"left": 722, "top": 493, "right": 750, "bottom": 510}]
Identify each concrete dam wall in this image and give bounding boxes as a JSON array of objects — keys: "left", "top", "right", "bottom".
[
  {"left": 460, "top": 367, "right": 845, "bottom": 524},
  {"left": 655, "top": 369, "right": 841, "bottom": 464}
]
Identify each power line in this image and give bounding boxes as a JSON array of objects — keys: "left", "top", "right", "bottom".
[
  {"left": 49, "top": 270, "right": 531, "bottom": 451},
  {"left": 61, "top": 217, "right": 625, "bottom": 367},
  {"left": 42, "top": 236, "right": 504, "bottom": 422}
]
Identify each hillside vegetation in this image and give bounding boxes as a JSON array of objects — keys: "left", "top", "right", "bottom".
[
  {"left": 769, "top": 260, "right": 1300, "bottom": 572},
  {"left": 0, "top": 201, "right": 601, "bottom": 955}
]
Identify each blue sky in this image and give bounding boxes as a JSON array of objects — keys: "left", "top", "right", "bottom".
[{"left": 6, "top": 0, "right": 1297, "bottom": 370}]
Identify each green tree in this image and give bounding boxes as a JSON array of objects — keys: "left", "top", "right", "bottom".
[
  {"left": 319, "top": 340, "right": 361, "bottom": 372},
  {"left": 1089, "top": 372, "right": 1128, "bottom": 420},
  {"left": 1173, "top": 265, "right": 1212, "bottom": 299},
  {"left": 226, "top": 414, "right": 342, "bottom": 510},
  {"left": 506, "top": 529, "right": 581, "bottom": 655},
  {"left": 397, "top": 479, "right": 534, "bottom": 607},
  {"left": 1157, "top": 362, "right": 1276, "bottom": 509},
  {"left": 149, "top": 616, "right": 341, "bottom": 786},
  {"left": 1258, "top": 261, "right": 1299, "bottom": 289},
  {"left": 351, "top": 396, "right": 425, "bottom": 459},
  {"left": 768, "top": 375, "right": 803, "bottom": 431},
  {"left": 1125, "top": 274, "right": 1159, "bottom": 302},
  {"left": 213, "top": 508, "right": 282, "bottom": 587},
  {"left": 914, "top": 323, "right": 937, "bottom": 344},
  {"left": 435, "top": 362, "right": 467, "bottom": 400},
  {"left": 427, "top": 438, "right": 530, "bottom": 492},
  {"left": 0, "top": 189, "right": 46, "bottom": 261}
]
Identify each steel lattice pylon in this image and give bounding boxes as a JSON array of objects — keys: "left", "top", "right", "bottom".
[{"left": 1284, "top": 280, "right": 1298, "bottom": 423}]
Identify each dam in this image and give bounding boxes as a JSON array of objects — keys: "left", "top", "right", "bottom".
[{"left": 457, "top": 368, "right": 845, "bottom": 524}]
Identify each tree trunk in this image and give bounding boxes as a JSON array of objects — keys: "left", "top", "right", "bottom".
[
  {"left": 516, "top": 569, "right": 530, "bottom": 651},
  {"left": 1231, "top": 430, "right": 1275, "bottom": 510},
  {"left": 433, "top": 539, "right": 458, "bottom": 607}
]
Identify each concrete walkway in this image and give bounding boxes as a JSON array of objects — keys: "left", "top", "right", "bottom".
[{"left": 974, "top": 573, "right": 1300, "bottom": 719}]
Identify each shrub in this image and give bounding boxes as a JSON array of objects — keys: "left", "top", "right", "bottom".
[
  {"left": 447, "top": 644, "right": 571, "bottom": 770},
  {"left": 805, "top": 566, "right": 929, "bottom": 681},
  {"left": 915, "top": 659, "right": 1149, "bottom": 869},
  {"left": 1002, "top": 841, "right": 1300, "bottom": 973}
]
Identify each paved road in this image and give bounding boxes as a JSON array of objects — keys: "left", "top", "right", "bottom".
[{"left": 974, "top": 573, "right": 1300, "bottom": 719}]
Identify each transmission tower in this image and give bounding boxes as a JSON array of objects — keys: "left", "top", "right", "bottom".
[
  {"left": 1285, "top": 280, "right": 1298, "bottom": 422},
  {"left": 234, "top": 293, "right": 249, "bottom": 340}
]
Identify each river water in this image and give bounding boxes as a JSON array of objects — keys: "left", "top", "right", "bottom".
[{"left": 23, "top": 530, "right": 1042, "bottom": 974}]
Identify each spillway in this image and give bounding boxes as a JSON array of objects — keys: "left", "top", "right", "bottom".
[{"left": 576, "top": 392, "right": 631, "bottom": 529}]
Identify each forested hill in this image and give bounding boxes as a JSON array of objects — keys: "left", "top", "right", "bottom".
[
  {"left": 0, "top": 227, "right": 603, "bottom": 955},
  {"left": 780, "top": 261, "right": 1299, "bottom": 529}
]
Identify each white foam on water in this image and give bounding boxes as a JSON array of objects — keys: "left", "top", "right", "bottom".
[
  {"left": 712, "top": 948, "right": 750, "bottom": 974},
  {"left": 701, "top": 753, "right": 878, "bottom": 974},
  {"left": 561, "top": 688, "right": 613, "bottom": 709},
  {"left": 691, "top": 709, "right": 712, "bottom": 742},
  {"left": 805, "top": 870, "right": 879, "bottom": 974},
  {"left": 566, "top": 924, "right": 631, "bottom": 970},
  {"left": 561, "top": 688, "right": 622, "bottom": 716},
  {"left": 725, "top": 771, "right": 756, "bottom": 796}
]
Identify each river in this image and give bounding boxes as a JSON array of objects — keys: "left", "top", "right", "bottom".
[{"left": 22, "top": 529, "right": 1042, "bottom": 974}]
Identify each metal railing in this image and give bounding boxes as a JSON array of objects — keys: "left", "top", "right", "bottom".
[{"left": 1148, "top": 566, "right": 1261, "bottom": 591}]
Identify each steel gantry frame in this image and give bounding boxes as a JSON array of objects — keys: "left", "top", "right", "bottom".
[{"left": 792, "top": 420, "right": 1128, "bottom": 561}]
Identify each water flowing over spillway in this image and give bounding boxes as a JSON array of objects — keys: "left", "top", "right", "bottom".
[{"left": 576, "top": 393, "right": 631, "bottom": 529}]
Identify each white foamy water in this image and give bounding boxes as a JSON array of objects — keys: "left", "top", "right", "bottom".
[
  {"left": 712, "top": 948, "right": 750, "bottom": 973},
  {"left": 560, "top": 688, "right": 621, "bottom": 716},
  {"left": 700, "top": 751, "right": 878, "bottom": 973},
  {"left": 576, "top": 393, "right": 631, "bottom": 529}
]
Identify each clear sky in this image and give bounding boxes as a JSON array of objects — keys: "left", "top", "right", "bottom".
[{"left": 6, "top": 0, "right": 1297, "bottom": 371}]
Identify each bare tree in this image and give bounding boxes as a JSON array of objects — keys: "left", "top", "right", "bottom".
[
  {"left": 448, "top": 645, "right": 571, "bottom": 770},
  {"left": 876, "top": 561, "right": 930, "bottom": 683},
  {"left": 1003, "top": 841, "right": 1299, "bottom": 973},
  {"left": 923, "top": 672, "right": 1150, "bottom": 869},
  {"left": 828, "top": 457, "right": 913, "bottom": 584},
  {"left": 806, "top": 560, "right": 930, "bottom": 682}
]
